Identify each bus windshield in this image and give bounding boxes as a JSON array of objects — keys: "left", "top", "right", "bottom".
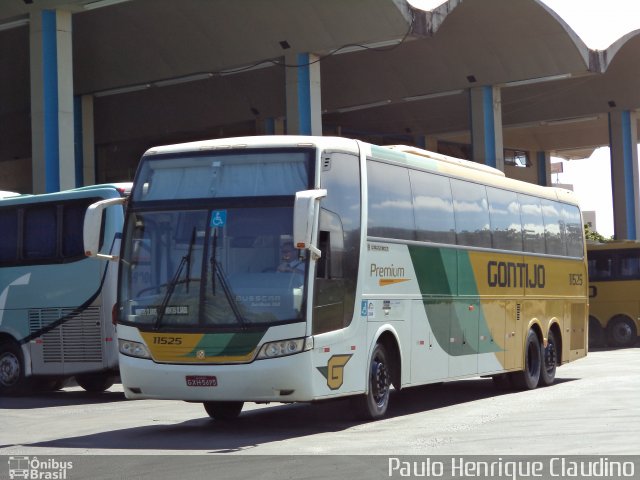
[
  {"left": 119, "top": 148, "right": 314, "bottom": 330},
  {"left": 121, "top": 206, "right": 306, "bottom": 328}
]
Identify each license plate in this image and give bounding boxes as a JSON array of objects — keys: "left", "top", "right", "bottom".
[{"left": 186, "top": 375, "right": 217, "bottom": 387}]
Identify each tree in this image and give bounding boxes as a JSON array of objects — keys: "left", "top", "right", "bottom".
[{"left": 584, "top": 223, "right": 609, "bottom": 243}]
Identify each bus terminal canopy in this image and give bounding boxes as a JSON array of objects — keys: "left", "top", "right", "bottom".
[{"left": 0, "top": 0, "right": 639, "bottom": 183}]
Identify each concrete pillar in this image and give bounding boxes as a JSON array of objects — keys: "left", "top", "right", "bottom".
[
  {"left": 258, "top": 117, "right": 285, "bottom": 135},
  {"left": 79, "top": 95, "right": 96, "bottom": 186},
  {"left": 609, "top": 110, "right": 640, "bottom": 240},
  {"left": 469, "top": 85, "right": 504, "bottom": 170},
  {"left": 415, "top": 135, "right": 438, "bottom": 152},
  {"left": 536, "top": 151, "right": 551, "bottom": 186},
  {"left": 29, "top": 9, "right": 75, "bottom": 193},
  {"left": 285, "top": 52, "right": 322, "bottom": 135}
]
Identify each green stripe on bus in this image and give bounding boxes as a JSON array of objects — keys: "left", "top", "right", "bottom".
[
  {"left": 188, "top": 330, "right": 266, "bottom": 357},
  {"left": 409, "top": 246, "right": 501, "bottom": 355}
]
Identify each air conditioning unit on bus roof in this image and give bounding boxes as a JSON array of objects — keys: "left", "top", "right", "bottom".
[{"left": 386, "top": 145, "right": 505, "bottom": 177}]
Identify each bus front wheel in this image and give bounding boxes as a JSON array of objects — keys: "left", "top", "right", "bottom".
[
  {"left": 0, "top": 340, "right": 28, "bottom": 395},
  {"left": 203, "top": 401, "right": 244, "bottom": 421},
  {"left": 511, "top": 330, "right": 541, "bottom": 390},
  {"left": 353, "top": 343, "right": 391, "bottom": 420},
  {"left": 606, "top": 316, "right": 637, "bottom": 348},
  {"left": 76, "top": 373, "right": 115, "bottom": 392}
]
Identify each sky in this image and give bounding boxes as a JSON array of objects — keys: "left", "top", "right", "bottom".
[{"left": 409, "top": 0, "right": 640, "bottom": 238}]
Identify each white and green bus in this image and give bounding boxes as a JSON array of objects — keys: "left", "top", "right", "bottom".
[
  {"left": 0, "top": 183, "right": 129, "bottom": 394},
  {"left": 85, "top": 136, "right": 587, "bottom": 420}
]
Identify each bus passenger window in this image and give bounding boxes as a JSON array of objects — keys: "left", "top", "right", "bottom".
[
  {"left": 0, "top": 209, "right": 18, "bottom": 263},
  {"left": 24, "top": 206, "right": 57, "bottom": 260},
  {"left": 619, "top": 254, "right": 640, "bottom": 278}
]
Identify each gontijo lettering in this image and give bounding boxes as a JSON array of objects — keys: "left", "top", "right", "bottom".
[{"left": 487, "top": 261, "right": 545, "bottom": 288}]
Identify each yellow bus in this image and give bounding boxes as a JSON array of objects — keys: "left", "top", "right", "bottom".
[
  {"left": 84, "top": 136, "right": 588, "bottom": 420},
  {"left": 587, "top": 241, "right": 640, "bottom": 348}
]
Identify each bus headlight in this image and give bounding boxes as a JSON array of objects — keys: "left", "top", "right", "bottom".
[
  {"left": 256, "top": 337, "right": 313, "bottom": 360},
  {"left": 119, "top": 339, "right": 152, "bottom": 359}
]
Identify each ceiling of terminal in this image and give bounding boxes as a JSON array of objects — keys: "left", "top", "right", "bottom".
[{"left": 0, "top": 0, "right": 638, "bottom": 163}]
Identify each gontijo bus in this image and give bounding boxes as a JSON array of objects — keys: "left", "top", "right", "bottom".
[
  {"left": 84, "top": 136, "right": 588, "bottom": 420},
  {"left": 0, "top": 183, "right": 129, "bottom": 394}
]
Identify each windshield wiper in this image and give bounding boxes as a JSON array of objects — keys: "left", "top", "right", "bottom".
[
  {"left": 154, "top": 227, "right": 196, "bottom": 330},
  {"left": 210, "top": 228, "right": 246, "bottom": 327}
]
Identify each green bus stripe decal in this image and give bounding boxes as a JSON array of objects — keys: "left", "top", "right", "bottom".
[
  {"left": 409, "top": 246, "right": 501, "bottom": 355},
  {"left": 185, "top": 330, "right": 267, "bottom": 358}
]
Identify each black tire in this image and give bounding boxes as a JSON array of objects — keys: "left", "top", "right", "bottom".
[
  {"left": 606, "top": 316, "right": 637, "bottom": 348},
  {"left": 511, "top": 330, "right": 541, "bottom": 390},
  {"left": 0, "top": 341, "right": 29, "bottom": 395},
  {"left": 588, "top": 316, "right": 605, "bottom": 348},
  {"left": 0, "top": 340, "right": 29, "bottom": 395},
  {"left": 75, "top": 373, "right": 115, "bottom": 392},
  {"left": 539, "top": 329, "right": 558, "bottom": 387},
  {"left": 203, "top": 401, "right": 244, "bottom": 420},
  {"left": 353, "top": 343, "right": 392, "bottom": 420},
  {"left": 33, "top": 377, "right": 67, "bottom": 392}
]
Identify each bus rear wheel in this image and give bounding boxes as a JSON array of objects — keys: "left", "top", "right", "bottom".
[
  {"left": 606, "top": 316, "right": 637, "bottom": 348},
  {"left": 511, "top": 330, "right": 541, "bottom": 390},
  {"left": 539, "top": 330, "right": 558, "bottom": 387},
  {"left": 0, "top": 340, "right": 28, "bottom": 395},
  {"left": 203, "top": 401, "right": 244, "bottom": 420},
  {"left": 353, "top": 343, "right": 391, "bottom": 420}
]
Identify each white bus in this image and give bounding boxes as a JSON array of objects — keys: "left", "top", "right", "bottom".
[
  {"left": 85, "top": 136, "right": 587, "bottom": 419},
  {"left": 0, "top": 183, "right": 130, "bottom": 394}
]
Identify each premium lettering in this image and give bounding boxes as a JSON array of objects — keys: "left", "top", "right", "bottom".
[{"left": 370, "top": 263, "right": 405, "bottom": 278}]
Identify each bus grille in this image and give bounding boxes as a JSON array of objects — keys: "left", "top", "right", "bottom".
[{"left": 29, "top": 307, "right": 103, "bottom": 363}]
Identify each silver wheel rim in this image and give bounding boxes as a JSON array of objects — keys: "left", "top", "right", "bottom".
[{"left": 0, "top": 352, "right": 20, "bottom": 387}]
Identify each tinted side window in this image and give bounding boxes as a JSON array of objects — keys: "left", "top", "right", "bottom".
[
  {"left": 314, "top": 152, "right": 362, "bottom": 334},
  {"left": 410, "top": 170, "right": 455, "bottom": 244},
  {"left": 451, "top": 179, "right": 491, "bottom": 248},
  {"left": 487, "top": 187, "right": 523, "bottom": 251},
  {"left": 519, "top": 194, "right": 545, "bottom": 254},
  {"left": 561, "top": 204, "right": 584, "bottom": 257},
  {"left": 617, "top": 250, "right": 640, "bottom": 279},
  {"left": 587, "top": 252, "right": 613, "bottom": 281},
  {"left": 24, "top": 206, "right": 57, "bottom": 260},
  {"left": 62, "top": 202, "right": 88, "bottom": 258},
  {"left": 367, "top": 160, "right": 415, "bottom": 240},
  {"left": 541, "top": 199, "right": 564, "bottom": 255},
  {"left": 0, "top": 209, "right": 18, "bottom": 263}
]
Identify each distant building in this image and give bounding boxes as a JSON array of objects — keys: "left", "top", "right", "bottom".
[{"left": 583, "top": 211, "right": 597, "bottom": 230}]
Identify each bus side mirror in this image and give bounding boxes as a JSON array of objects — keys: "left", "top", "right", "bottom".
[
  {"left": 293, "top": 189, "right": 327, "bottom": 260},
  {"left": 84, "top": 197, "right": 126, "bottom": 261}
]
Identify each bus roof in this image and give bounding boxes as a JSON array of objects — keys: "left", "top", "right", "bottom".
[
  {"left": 0, "top": 182, "right": 132, "bottom": 206},
  {"left": 0, "top": 190, "right": 21, "bottom": 198},
  {"left": 587, "top": 240, "right": 640, "bottom": 251},
  {"left": 140, "top": 135, "right": 579, "bottom": 207}
]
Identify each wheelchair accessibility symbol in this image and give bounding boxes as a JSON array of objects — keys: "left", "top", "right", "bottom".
[{"left": 210, "top": 210, "right": 227, "bottom": 227}]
